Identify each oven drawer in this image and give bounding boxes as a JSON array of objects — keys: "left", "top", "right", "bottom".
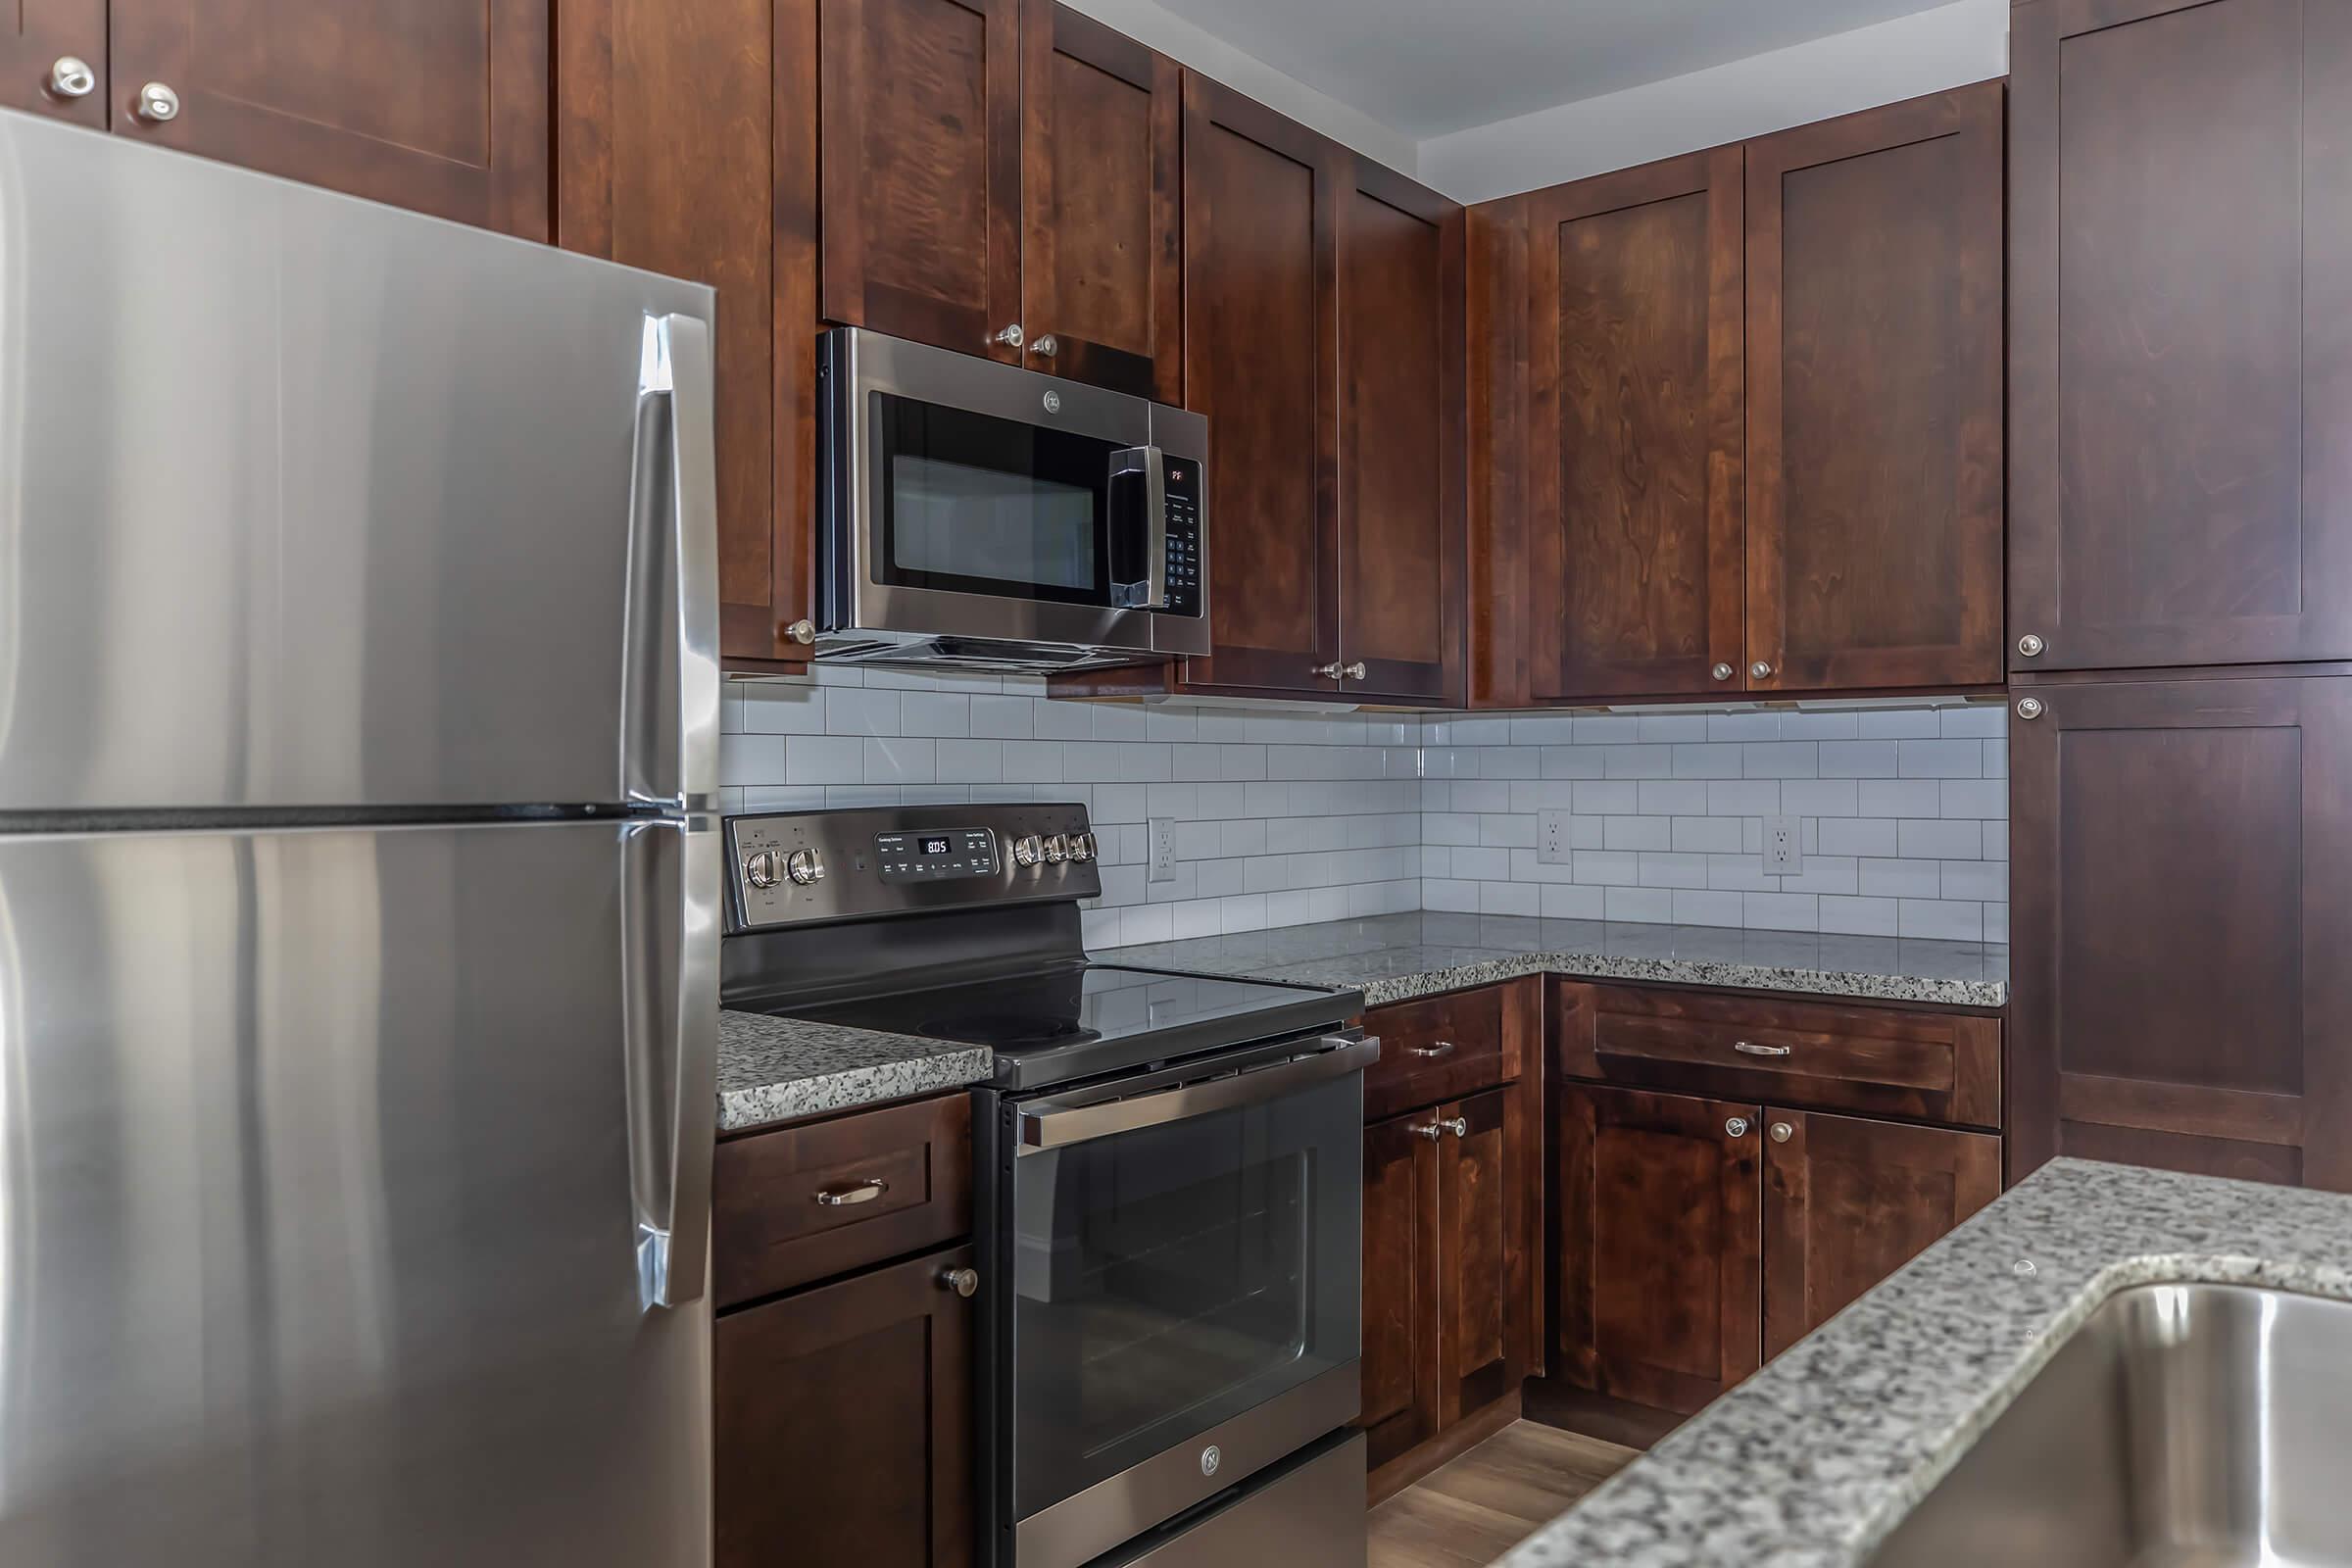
[
  {"left": 713, "top": 1092, "right": 972, "bottom": 1308},
  {"left": 1555, "top": 982, "right": 2001, "bottom": 1130},
  {"left": 1364, "top": 985, "right": 1512, "bottom": 1118}
]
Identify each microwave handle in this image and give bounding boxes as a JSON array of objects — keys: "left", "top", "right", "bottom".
[{"left": 1109, "top": 445, "right": 1167, "bottom": 610}]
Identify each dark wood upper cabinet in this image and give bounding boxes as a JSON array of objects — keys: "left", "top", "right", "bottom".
[
  {"left": 2010, "top": 0, "right": 2352, "bottom": 671},
  {"left": 2009, "top": 671, "right": 2352, "bottom": 1192},
  {"left": 1519, "top": 148, "right": 1745, "bottom": 705},
  {"left": 1745, "top": 84, "right": 2004, "bottom": 693},
  {"left": 1339, "top": 159, "right": 1468, "bottom": 706},
  {"left": 1178, "top": 73, "right": 1342, "bottom": 697},
  {"left": 819, "top": 0, "right": 1022, "bottom": 360},
  {"left": 1359, "top": 1111, "right": 1440, "bottom": 1474},
  {"left": 1436, "top": 1086, "right": 1526, "bottom": 1426},
  {"left": 1761, "top": 1110, "right": 1999, "bottom": 1358},
  {"left": 106, "top": 0, "right": 551, "bottom": 235},
  {"left": 1018, "top": 0, "right": 1181, "bottom": 400},
  {"left": 715, "top": 1243, "right": 976, "bottom": 1568},
  {"left": 557, "top": 0, "right": 819, "bottom": 669},
  {"left": 2, "top": 1, "right": 107, "bottom": 124},
  {"left": 1557, "top": 1084, "right": 1761, "bottom": 1414}
]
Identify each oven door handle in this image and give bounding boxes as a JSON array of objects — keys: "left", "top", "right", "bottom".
[{"left": 1017, "top": 1036, "right": 1379, "bottom": 1153}]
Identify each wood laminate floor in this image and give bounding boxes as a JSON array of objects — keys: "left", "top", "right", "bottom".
[{"left": 1367, "top": 1421, "right": 1641, "bottom": 1568}]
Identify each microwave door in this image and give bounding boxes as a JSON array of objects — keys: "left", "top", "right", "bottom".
[{"left": 1107, "top": 446, "right": 1166, "bottom": 610}]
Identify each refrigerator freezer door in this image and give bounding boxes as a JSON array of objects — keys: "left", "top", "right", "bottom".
[
  {"left": 0, "top": 108, "right": 716, "bottom": 812},
  {"left": 0, "top": 819, "right": 715, "bottom": 1566}
]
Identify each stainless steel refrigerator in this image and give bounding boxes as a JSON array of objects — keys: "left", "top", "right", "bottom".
[{"left": 0, "top": 109, "right": 720, "bottom": 1563}]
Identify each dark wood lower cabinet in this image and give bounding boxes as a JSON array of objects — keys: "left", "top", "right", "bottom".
[
  {"left": 1360, "top": 1111, "right": 1440, "bottom": 1472},
  {"left": 715, "top": 1242, "right": 976, "bottom": 1568},
  {"left": 1437, "top": 1086, "right": 1529, "bottom": 1425}
]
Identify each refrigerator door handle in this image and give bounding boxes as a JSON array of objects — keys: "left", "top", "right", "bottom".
[
  {"left": 620, "top": 818, "right": 720, "bottom": 1310},
  {"left": 623, "top": 313, "right": 722, "bottom": 814}
]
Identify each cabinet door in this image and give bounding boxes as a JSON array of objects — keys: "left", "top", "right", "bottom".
[
  {"left": 1745, "top": 85, "right": 2004, "bottom": 693},
  {"left": 107, "top": 0, "right": 550, "bottom": 235},
  {"left": 1179, "top": 73, "right": 1342, "bottom": 697},
  {"left": 1761, "top": 1111, "right": 1999, "bottom": 1359},
  {"left": 1523, "top": 148, "right": 1744, "bottom": 704},
  {"left": 1, "top": 0, "right": 106, "bottom": 123},
  {"left": 1358, "top": 1111, "right": 1439, "bottom": 1473},
  {"left": 1018, "top": 0, "right": 1180, "bottom": 400},
  {"left": 1557, "top": 1086, "right": 1761, "bottom": 1414},
  {"left": 2010, "top": 0, "right": 2352, "bottom": 670},
  {"left": 1436, "top": 1088, "right": 1528, "bottom": 1426},
  {"left": 714, "top": 1244, "right": 976, "bottom": 1568},
  {"left": 2011, "top": 673, "right": 2352, "bottom": 1191},
  {"left": 1338, "top": 158, "right": 1467, "bottom": 706},
  {"left": 557, "top": 0, "right": 818, "bottom": 669},
  {"left": 820, "top": 0, "right": 1020, "bottom": 360}
]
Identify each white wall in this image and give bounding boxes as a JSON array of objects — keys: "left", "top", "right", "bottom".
[{"left": 1417, "top": 0, "right": 2009, "bottom": 203}]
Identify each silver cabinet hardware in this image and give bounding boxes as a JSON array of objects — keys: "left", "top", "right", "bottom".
[
  {"left": 940, "top": 1266, "right": 980, "bottom": 1298},
  {"left": 1712, "top": 662, "right": 1736, "bottom": 682},
  {"left": 48, "top": 56, "right": 96, "bottom": 99},
  {"left": 2017, "top": 633, "right": 2045, "bottom": 658},
  {"left": 1409, "top": 1121, "right": 1444, "bottom": 1141},
  {"left": 2016, "top": 697, "right": 2045, "bottom": 720},
  {"left": 1770, "top": 1121, "right": 1794, "bottom": 1144},
  {"left": 813, "top": 1178, "right": 888, "bottom": 1207},
  {"left": 134, "top": 81, "right": 179, "bottom": 122},
  {"left": 1406, "top": 1040, "right": 1455, "bottom": 1059},
  {"left": 1312, "top": 661, "right": 1343, "bottom": 679},
  {"left": 1341, "top": 661, "right": 1368, "bottom": 681},
  {"left": 1441, "top": 1116, "right": 1470, "bottom": 1139},
  {"left": 1750, "top": 661, "right": 1775, "bottom": 680},
  {"left": 991, "top": 323, "right": 1024, "bottom": 349},
  {"left": 1030, "top": 334, "right": 1058, "bottom": 359},
  {"left": 785, "top": 617, "right": 815, "bottom": 646},
  {"left": 785, "top": 847, "right": 826, "bottom": 886},
  {"left": 1733, "top": 1040, "right": 1792, "bottom": 1058},
  {"left": 1726, "top": 1115, "right": 1751, "bottom": 1138}
]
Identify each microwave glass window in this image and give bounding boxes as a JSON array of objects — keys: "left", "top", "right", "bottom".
[{"left": 890, "top": 455, "right": 1096, "bottom": 591}]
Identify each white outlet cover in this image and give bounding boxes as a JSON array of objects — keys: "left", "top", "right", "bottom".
[
  {"left": 1763, "top": 814, "right": 1802, "bottom": 874},
  {"left": 1538, "top": 809, "right": 1572, "bottom": 866},
  {"left": 1149, "top": 816, "right": 1178, "bottom": 882}
]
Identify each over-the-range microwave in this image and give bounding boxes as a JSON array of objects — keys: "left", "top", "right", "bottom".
[{"left": 815, "top": 327, "right": 1209, "bottom": 672}]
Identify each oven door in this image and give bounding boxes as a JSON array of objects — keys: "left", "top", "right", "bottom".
[
  {"left": 821, "top": 327, "right": 1205, "bottom": 657},
  {"left": 1000, "top": 1036, "right": 1372, "bottom": 1568}
]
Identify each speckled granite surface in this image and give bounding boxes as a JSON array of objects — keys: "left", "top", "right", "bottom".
[
  {"left": 1100, "top": 911, "right": 2008, "bottom": 1009},
  {"left": 1505, "top": 1159, "right": 2352, "bottom": 1567},
  {"left": 715, "top": 1011, "right": 993, "bottom": 1132}
]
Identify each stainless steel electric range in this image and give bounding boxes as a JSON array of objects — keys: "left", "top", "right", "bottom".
[{"left": 720, "top": 804, "right": 1373, "bottom": 1568}]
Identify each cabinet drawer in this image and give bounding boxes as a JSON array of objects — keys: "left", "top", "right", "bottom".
[
  {"left": 713, "top": 1093, "right": 972, "bottom": 1308},
  {"left": 1554, "top": 983, "right": 2000, "bottom": 1130},
  {"left": 1364, "top": 985, "right": 1513, "bottom": 1119}
]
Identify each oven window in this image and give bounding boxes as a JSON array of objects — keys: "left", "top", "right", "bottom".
[
  {"left": 1010, "top": 1069, "right": 1361, "bottom": 1520},
  {"left": 871, "top": 393, "right": 1122, "bottom": 604}
]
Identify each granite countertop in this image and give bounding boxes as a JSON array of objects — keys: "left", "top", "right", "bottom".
[
  {"left": 715, "top": 1011, "right": 994, "bottom": 1133},
  {"left": 1507, "top": 1159, "right": 2352, "bottom": 1567},
  {"left": 1098, "top": 910, "right": 2009, "bottom": 1009}
]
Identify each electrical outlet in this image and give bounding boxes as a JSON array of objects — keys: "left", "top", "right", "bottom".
[
  {"left": 1149, "top": 816, "right": 1177, "bottom": 882},
  {"left": 1763, "top": 814, "right": 1803, "bottom": 874},
  {"left": 1538, "top": 809, "right": 1572, "bottom": 866}
]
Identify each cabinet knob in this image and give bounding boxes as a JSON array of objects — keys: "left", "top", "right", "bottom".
[
  {"left": 1030, "top": 334, "right": 1058, "bottom": 359},
  {"left": 1725, "top": 1116, "right": 1751, "bottom": 1139},
  {"left": 1441, "top": 1116, "right": 1469, "bottom": 1140},
  {"left": 1769, "top": 1121, "right": 1795, "bottom": 1144},
  {"left": 1711, "top": 662, "right": 1735, "bottom": 682},
  {"left": 1341, "top": 661, "right": 1368, "bottom": 681},
  {"left": 1749, "top": 661, "right": 1774, "bottom": 681},
  {"left": 940, "top": 1266, "right": 980, "bottom": 1298},
  {"left": 2016, "top": 697, "right": 2045, "bottom": 721},
  {"left": 991, "top": 323, "right": 1025, "bottom": 349},
  {"left": 47, "top": 56, "right": 96, "bottom": 99},
  {"left": 1410, "top": 1121, "right": 1444, "bottom": 1141},
  {"left": 2017, "top": 632, "right": 2045, "bottom": 659},
  {"left": 1312, "top": 662, "right": 1343, "bottom": 680},
  {"left": 785, "top": 617, "right": 815, "bottom": 646},
  {"left": 133, "top": 80, "right": 179, "bottom": 123}
]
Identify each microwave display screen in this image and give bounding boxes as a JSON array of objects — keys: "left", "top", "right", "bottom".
[{"left": 890, "top": 454, "right": 1096, "bottom": 591}]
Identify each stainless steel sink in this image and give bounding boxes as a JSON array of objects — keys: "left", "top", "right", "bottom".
[{"left": 1868, "top": 1284, "right": 2352, "bottom": 1566}]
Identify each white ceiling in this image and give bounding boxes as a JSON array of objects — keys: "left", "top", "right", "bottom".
[{"left": 1142, "top": 0, "right": 1966, "bottom": 138}]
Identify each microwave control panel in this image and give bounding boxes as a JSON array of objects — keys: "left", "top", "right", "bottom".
[{"left": 1161, "top": 456, "right": 1202, "bottom": 618}]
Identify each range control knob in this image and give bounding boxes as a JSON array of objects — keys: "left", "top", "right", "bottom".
[
  {"left": 743, "top": 850, "right": 783, "bottom": 890},
  {"left": 1043, "top": 834, "right": 1070, "bottom": 864},
  {"left": 785, "top": 848, "right": 826, "bottom": 886},
  {"left": 1012, "top": 834, "right": 1044, "bottom": 868},
  {"left": 1068, "top": 831, "right": 1098, "bottom": 862}
]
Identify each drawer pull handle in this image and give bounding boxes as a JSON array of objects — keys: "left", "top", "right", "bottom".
[
  {"left": 1406, "top": 1040, "right": 1456, "bottom": 1059},
  {"left": 1733, "top": 1041, "right": 1791, "bottom": 1057},
  {"left": 813, "top": 1178, "right": 890, "bottom": 1207}
]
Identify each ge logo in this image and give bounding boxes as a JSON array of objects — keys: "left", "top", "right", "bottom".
[
  {"left": 1042, "top": 390, "right": 1061, "bottom": 415},
  {"left": 1199, "top": 1445, "right": 1221, "bottom": 1478}
]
